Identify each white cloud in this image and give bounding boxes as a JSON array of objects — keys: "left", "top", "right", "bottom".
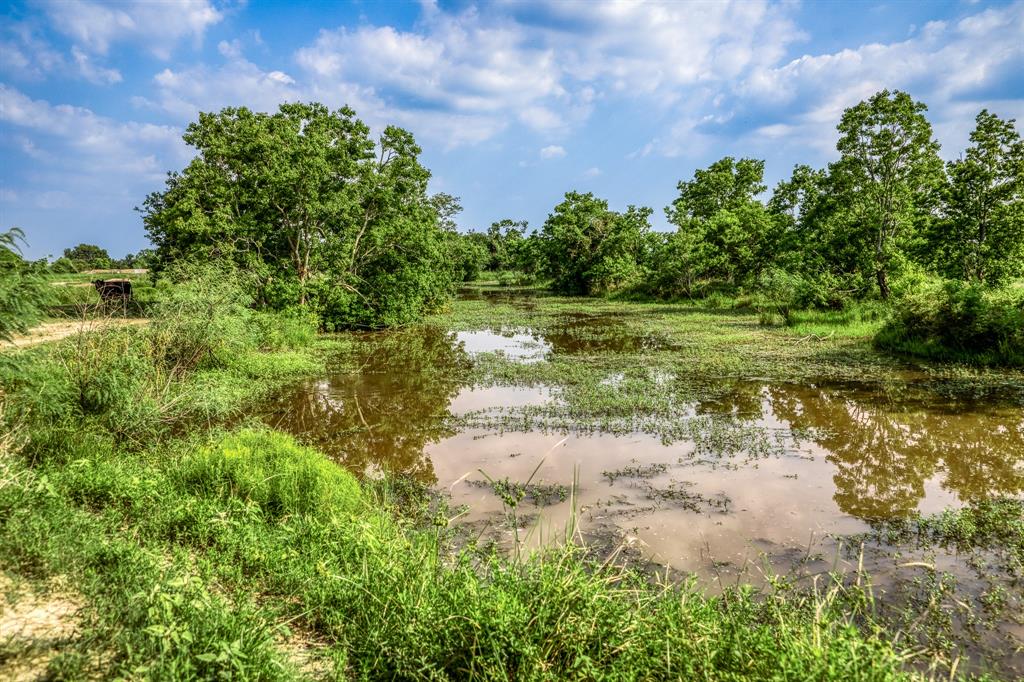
[
  {"left": 42, "top": 0, "right": 222, "bottom": 59},
  {"left": 583, "top": 166, "right": 601, "bottom": 177},
  {"left": 0, "top": 22, "right": 121, "bottom": 84},
  {"left": 0, "top": 84, "right": 188, "bottom": 227},
  {"left": 539, "top": 145, "right": 566, "bottom": 159},
  {"left": 286, "top": 1, "right": 801, "bottom": 147},
  {"left": 518, "top": 106, "right": 564, "bottom": 132},
  {"left": 142, "top": 55, "right": 303, "bottom": 120},
  {"left": 70, "top": 47, "right": 122, "bottom": 84},
  {"left": 733, "top": 1, "right": 1024, "bottom": 160}
]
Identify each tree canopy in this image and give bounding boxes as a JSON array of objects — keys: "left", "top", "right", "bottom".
[{"left": 141, "top": 102, "right": 455, "bottom": 329}]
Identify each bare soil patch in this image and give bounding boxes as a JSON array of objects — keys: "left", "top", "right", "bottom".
[
  {"left": 0, "top": 574, "right": 83, "bottom": 681},
  {"left": 1, "top": 318, "right": 147, "bottom": 351}
]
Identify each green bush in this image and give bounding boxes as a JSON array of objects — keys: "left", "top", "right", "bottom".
[
  {"left": 180, "top": 429, "right": 363, "bottom": 520},
  {"left": 875, "top": 279, "right": 1024, "bottom": 366},
  {"left": 1, "top": 228, "right": 51, "bottom": 342},
  {"left": 250, "top": 309, "right": 319, "bottom": 351},
  {"left": 148, "top": 264, "right": 259, "bottom": 374}
]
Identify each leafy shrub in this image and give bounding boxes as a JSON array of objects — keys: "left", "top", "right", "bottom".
[
  {"left": 250, "top": 309, "right": 318, "bottom": 351},
  {"left": 180, "top": 429, "right": 363, "bottom": 520},
  {"left": 49, "top": 256, "right": 78, "bottom": 274},
  {"left": 147, "top": 263, "right": 259, "bottom": 374},
  {"left": 875, "top": 279, "right": 1024, "bottom": 366},
  {"left": 0, "top": 228, "right": 51, "bottom": 342}
]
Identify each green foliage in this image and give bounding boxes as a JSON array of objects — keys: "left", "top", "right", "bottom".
[
  {"left": 930, "top": 110, "right": 1024, "bottom": 285},
  {"left": 541, "top": 192, "right": 651, "bottom": 295},
  {"left": 0, "top": 228, "right": 51, "bottom": 343},
  {"left": 180, "top": 429, "right": 363, "bottom": 520},
  {"left": 875, "top": 279, "right": 1024, "bottom": 366},
  {"left": 753, "top": 267, "right": 807, "bottom": 325},
  {"left": 141, "top": 102, "right": 454, "bottom": 330},
  {"left": 661, "top": 157, "right": 780, "bottom": 293},
  {"left": 484, "top": 218, "right": 529, "bottom": 271},
  {"left": 447, "top": 231, "right": 489, "bottom": 282},
  {"left": 49, "top": 255, "right": 78, "bottom": 274},
  {"left": 832, "top": 90, "right": 944, "bottom": 299},
  {"left": 62, "top": 243, "right": 111, "bottom": 270},
  {"left": 1, "top": 270, "right": 327, "bottom": 449},
  {"left": 147, "top": 262, "right": 259, "bottom": 374}
]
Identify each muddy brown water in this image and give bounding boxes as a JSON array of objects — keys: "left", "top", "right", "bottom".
[
  {"left": 259, "top": 320, "right": 1023, "bottom": 560},
  {"left": 257, "top": 312, "right": 1024, "bottom": 671}
]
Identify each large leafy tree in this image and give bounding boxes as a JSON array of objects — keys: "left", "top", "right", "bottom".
[
  {"left": 484, "top": 219, "right": 528, "bottom": 272},
  {"left": 665, "top": 157, "right": 778, "bottom": 287},
  {"left": 832, "top": 90, "right": 944, "bottom": 299},
  {"left": 540, "top": 192, "right": 651, "bottom": 295},
  {"left": 63, "top": 243, "right": 111, "bottom": 269},
  {"left": 142, "top": 103, "right": 453, "bottom": 329},
  {"left": 934, "top": 109, "right": 1024, "bottom": 284}
]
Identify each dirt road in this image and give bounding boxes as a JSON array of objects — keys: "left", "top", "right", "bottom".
[{"left": 1, "top": 319, "right": 148, "bottom": 351}]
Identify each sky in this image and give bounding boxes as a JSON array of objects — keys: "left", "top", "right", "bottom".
[{"left": 1, "top": 0, "right": 1022, "bottom": 260}]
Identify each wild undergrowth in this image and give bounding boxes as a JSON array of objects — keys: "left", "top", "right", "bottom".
[
  {"left": 0, "top": 266, "right": 336, "bottom": 456},
  {"left": 876, "top": 281, "right": 1024, "bottom": 367}
]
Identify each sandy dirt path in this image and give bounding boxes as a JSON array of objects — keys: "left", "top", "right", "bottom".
[{"left": 1, "top": 318, "right": 148, "bottom": 351}]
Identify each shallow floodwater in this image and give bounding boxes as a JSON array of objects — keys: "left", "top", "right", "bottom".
[{"left": 259, "top": 320, "right": 1024, "bottom": 578}]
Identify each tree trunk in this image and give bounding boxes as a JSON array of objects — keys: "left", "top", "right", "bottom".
[{"left": 876, "top": 268, "right": 890, "bottom": 300}]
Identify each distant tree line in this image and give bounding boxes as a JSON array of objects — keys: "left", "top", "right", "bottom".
[
  {"left": 50, "top": 244, "right": 156, "bottom": 272},
  {"left": 113, "top": 91, "right": 1024, "bottom": 355},
  {"left": 452, "top": 90, "right": 1023, "bottom": 309}
]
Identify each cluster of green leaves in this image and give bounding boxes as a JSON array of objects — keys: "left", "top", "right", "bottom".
[
  {"left": 539, "top": 192, "right": 653, "bottom": 295},
  {"left": 141, "top": 102, "right": 456, "bottom": 330},
  {"left": 0, "top": 228, "right": 51, "bottom": 343},
  {"left": 875, "top": 279, "right": 1024, "bottom": 366},
  {"left": 449, "top": 218, "right": 543, "bottom": 285}
]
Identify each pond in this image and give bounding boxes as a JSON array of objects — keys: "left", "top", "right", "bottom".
[
  {"left": 256, "top": 300, "right": 1024, "bottom": 671},
  {"left": 259, "top": 318, "right": 1022, "bottom": 562}
]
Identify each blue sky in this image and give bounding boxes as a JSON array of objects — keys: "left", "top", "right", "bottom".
[{"left": 1, "top": 0, "right": 1022, "bottom": 259}]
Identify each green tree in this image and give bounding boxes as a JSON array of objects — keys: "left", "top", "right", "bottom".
[
  {"left": 63, "top": 243, "right": 111, "bottom": 269},
  {"left": 142, "top": 102, "right": 453, "bottom": 329},
  {"left": 935, "top": 109, "right": 1024, "bottom": 284},
  {"left": 832, "top": 90, "right": 944, "bottom": 299},
  {"left": 485, "top": 219, "right": 528, "bottom": 271},
  {"left": 1, "top": 228, "right": 50, "bottom": 342},
  {"left": 540, "top": 192, "right": 651, "bottom": 295},
  {"left": 665, "top": 157, "right": 778, "bottom": 288},
  {"left": 767, "top": 165, "right": 874, "bottom": 305}
]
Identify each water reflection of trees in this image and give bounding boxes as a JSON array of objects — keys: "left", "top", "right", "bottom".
[
  {"left": 264, "top": 326, "right": 471, "bottom": 485},
  {"left": 768, "top": 384, "right": 1024, "bottom": 519}
]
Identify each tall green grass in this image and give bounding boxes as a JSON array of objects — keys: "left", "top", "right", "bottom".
[{"left": 875, "top": 281, "right": 1024, "bottom": 367}]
